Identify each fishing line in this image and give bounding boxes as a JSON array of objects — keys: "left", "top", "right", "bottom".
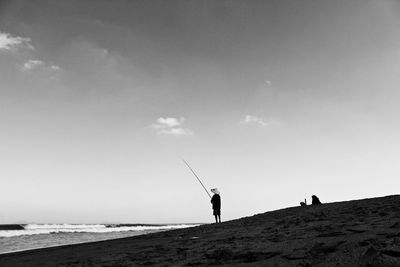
[{"left": 181, "top": 158, "right": 212, "bottom": 199}]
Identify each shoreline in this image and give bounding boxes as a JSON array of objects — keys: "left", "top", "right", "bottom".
[
  {"left": 0, "top": 224, "right": 201, "bottom": 255},
  {"left": 0, "top": 232, "right": 163, "bottom": 256}
]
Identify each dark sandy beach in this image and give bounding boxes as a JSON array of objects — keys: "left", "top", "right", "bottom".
[{"left": 1, "top": 195, "right": 400, "bottom": 266}]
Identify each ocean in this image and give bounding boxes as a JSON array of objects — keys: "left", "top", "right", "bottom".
[{"left": 0, "top": 223, "right": 198, "bottom": 254}]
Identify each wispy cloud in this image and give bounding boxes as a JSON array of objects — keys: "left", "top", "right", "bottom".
[
  {"left": 0, "top": 31, "right": 34, "bottom": 51},
  {"left": 159, "top": 127, "right": 194, "bottom": 136},
  {"left": 153, "top": 117, "right": 183, "bottom": 128},
  {"left": 240, "top": 115, "right": 281, "bottom": 128},
  {"left": 21, "top": 59, "right": 44, "bottom": 70},
  {"left": 0, "top": 31, "right": 62, "bottom": 75},
  {"left": 50, "top": 65, "right": 61, "bottom": 71},
  {"left": 152, "top": 117, "right": 194, "bottom": 136},
  {"left": 20, "top": 59, "right": 62, "bottom": 73}
]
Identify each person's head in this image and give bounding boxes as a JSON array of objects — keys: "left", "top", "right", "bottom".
[
  {"left": 211, "top": 188, "right": 220, "bottom": 195},
  {"left": 312, "top": 195, "right": 318, "bottom": 200}
]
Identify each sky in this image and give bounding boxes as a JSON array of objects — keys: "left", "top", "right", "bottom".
[{"left": 1, "top": 0, "right": 400, "bottom": 224}]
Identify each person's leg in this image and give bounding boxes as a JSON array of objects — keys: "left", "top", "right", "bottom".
[
  {"left": 218, "top": 215, "right": 221, "bottom": 223},
  {"left": 214, "top": 215, "right": 218, "bottom": 223}
]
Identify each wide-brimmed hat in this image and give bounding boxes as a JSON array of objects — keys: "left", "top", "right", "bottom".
[{"left": 211, "top": 188, "right": 220, "bottom": 194}]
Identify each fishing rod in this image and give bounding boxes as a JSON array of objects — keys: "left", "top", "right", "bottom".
[{"left": 182, "top": 158, "right": 212, "bottom": 199}]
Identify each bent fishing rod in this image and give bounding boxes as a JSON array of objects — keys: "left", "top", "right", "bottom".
[{"left": 181, "top": 158, "right": 212, "bottom": 199}]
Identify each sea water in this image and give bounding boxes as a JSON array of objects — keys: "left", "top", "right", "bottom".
[{"left": 0, "top": 223, "right": 198, "bottom": 254}]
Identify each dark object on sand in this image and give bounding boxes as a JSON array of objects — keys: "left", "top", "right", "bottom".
[
  {"left": 211, "top": 188, "right": 221, "bottom": 223},
  {"left": 300, "top": 199, "right": 307, "bottom": 207},
  {"left": 312, "top": 195, "right": 322, "bottom": 205}
]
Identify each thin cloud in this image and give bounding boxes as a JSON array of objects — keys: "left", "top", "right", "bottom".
[
  {"left": 20, "top": 59, "right": 62, "bottom": 73},
  {"left": 154, "top": 117, "right": 184, "bottom": 128},
  {"left": 152, "top": 117, "right": 194, "bottom": 136},
  {"left": 0, "top": 31, "right": 34, "bottom": 51},
  {"left": 0, "top": 32, "right": 61, "bottom": 74},
  {"left": 50, "top": 65, "right": 61, "bottom": 71},
  {"left": 21, "top": 59, "right": 44, "bottom": 71},
  {"left": 240, "top": 115, "right": 281, "bottom": 128},
  {"left": 160, "top": 127, "right": 194, "bottom": 136}
]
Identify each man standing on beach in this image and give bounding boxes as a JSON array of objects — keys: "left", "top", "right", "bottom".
[{"left": 211, "top": 188, "right": 221, "bottom": 223}]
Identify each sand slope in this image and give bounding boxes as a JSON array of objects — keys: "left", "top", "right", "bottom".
[{"left": 1, "top": 195, "right": 400, "bottom": 266}]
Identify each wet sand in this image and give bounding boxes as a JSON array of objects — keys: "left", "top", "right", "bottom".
[{"left": 1, "top": 195, "right": 400, "bottom": 266}]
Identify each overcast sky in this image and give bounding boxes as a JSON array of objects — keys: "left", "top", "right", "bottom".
[{"left": 1, "top": 0, "right": 400, "bottom": 224}]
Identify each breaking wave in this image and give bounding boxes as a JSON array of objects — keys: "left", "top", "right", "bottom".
[{"left": 0, "top": 223, "right": 197, "bottom": 237}]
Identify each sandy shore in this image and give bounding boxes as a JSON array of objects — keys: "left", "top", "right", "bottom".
[{"left": 1, "top": 195, "right": 400, "bottom": 266}]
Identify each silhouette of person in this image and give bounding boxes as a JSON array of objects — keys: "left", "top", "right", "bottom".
[
  {"left": 211, "top": 188, "right": 221, "bottom": 223},
  {"left": 312, "top": 195, "right": 322, "bottom": 205}
]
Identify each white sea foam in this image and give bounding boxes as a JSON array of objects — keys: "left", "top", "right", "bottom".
[
  {"left": 24, "top": 224, "right": 106, "bottom": 230},
  {"left": 0, "top": 224, "right": 197, "bottom": 237}
]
